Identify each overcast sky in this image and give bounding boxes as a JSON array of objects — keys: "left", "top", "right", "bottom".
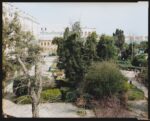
[{"left": 9, "top": 2, "right": 148, "bottom": 36}]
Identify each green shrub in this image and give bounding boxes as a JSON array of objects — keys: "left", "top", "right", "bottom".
[
  {"left": 49, "top": 53, "right": 56, "bottom": 56},
  {"left": 13, "top": 76, "right": 28, "bottom": 97},
  {"left": 55, "top": 79, "right": 70, "bottom": 88},
  {"left": 65, "top": 90, "right": 79, "bottom": 102},
  {"left": 122, "top": 81, "right": 130, "bottom": 92},
  {"left": 41, "top": 88, "right": 62, "bottom": 102},
  {"left": 128, "top": 85, "right": 144, "bottom": 100},
  {"left": 15, "top": 95, "right": 32, "bottom": 104},
  {"left": 51, "top": 53, "right": 56, "bottom": 56},
  {"left": 83, "top": 61, "right": 128, "bottom": 99},
  {"left": 60, "top": 87, "right": 70, "bottom": 100},
  {"left": 82, "top": 93, "right": 93, "bottom": 102},
  {"left": 15, "top": 89, "right": 62, "bottom": 104},
  {"left": 131, "top": 54, "right": 147, "bottom": 67}
]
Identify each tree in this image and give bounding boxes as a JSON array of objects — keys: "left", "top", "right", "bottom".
[
  {"left": 127, "top": 42, "right": 139, "bottom": 60},
  {"left": 120, "top": 42, "right": 141, "bottom": 61},
  {"left": 131, "top": 54, "right": 148, "bottom": 67},
  {"left": 119, "top": 43, "right": 127, "bottom": 60},
  {"left": 3, "top": 12, "right": 42, "bottom": 117},
  {"left": 113, "top": 29, "right": 125, "bottom": 51},
  {"left": 84, "top": 32, "right": 98, "bottom": 64},
  {"left": 52, "top": 28, "right": 70, "bottom": 69},
  {"left": 139, "top": 41, "right": 148, "bottom": 53},
  {"left": 52, "top": 37, "right": 63, "bottom": 55},
  {"left": 54, "top": 22, "right": 88, "bottom": 89},
  {"left": 96, "top": 34, "right": 117, "bottom": 60},
  {"left": 71, "top": 21, "right": 82, "bottom": 38},
  {"left": 2, "top": 10, "right": 12, "bottom": 95},
  {"left": 62, "top": 33, "right": 87, "bottom": 87},
  {"left": 63, "top": 27, "right": 70, "bottom": 40},
  {"left": 83, "top": 61, "right": 128, "bottom": 99}
]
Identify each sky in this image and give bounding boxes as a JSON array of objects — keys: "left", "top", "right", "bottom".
[{"left": 9, "top": 2, "right": 148, "bottom": 36}]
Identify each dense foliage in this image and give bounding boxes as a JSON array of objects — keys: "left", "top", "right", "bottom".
[
  {"left": 96, "top": 35, "right": 117, "bottom": 60},
  {"left": 3, "top": 12, "right": 43, "bottom": 117},
  {"left": 131, "top": 54, "right": 148, "bottom": 67},
  {"left": 113, "top": 29, "right": 125, "bottom": 51},
  {"left": 83, "top": 61, "right": 128, "bottom": 99},
  {"left": 15, "top": 88, "right": 62, "bottom": 104},
  {"left": 13, "top": 76, "right": 29, "bottom": 96},
  {"left": 84, "top": 32, "right": 98, "bottom": 64},
  {"left": 41, "top": 89, "right": 62, "bottom": 102},
  {"left": 16, "top": 95, "right": 32, "bottom": 104},
  {"left": 53, "top": 22, "right": 90, "bottom": 88},
  {"left": 65, "top": 90, "right": 79, "bottom": 102}
]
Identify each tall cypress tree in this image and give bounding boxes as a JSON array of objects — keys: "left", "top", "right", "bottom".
[
  {"left": 84, "top": 32, "right": 98, "bottom": 64},
  {"left": 113, "top": 29, "right": 125, "bottom": 51}
]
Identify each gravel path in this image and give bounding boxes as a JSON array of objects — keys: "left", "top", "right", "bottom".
[
  {"left": 127, "top": 100, "right": 148, "bottom": 119},
  {"left": 120, "top": 70, "right": 148, "bottom": 98},
  {"left": 121, "top": 70, "right": 148, "bottom": 119},
  {"left": 3, "top": 99, "right": 95, "bottom": 118}
]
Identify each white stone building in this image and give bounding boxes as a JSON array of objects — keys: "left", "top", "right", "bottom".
[
  {"left": 3, "top": 2, "right": 40, "bottom": 40},
  {"left": 38, "top": 25, "right": 97, "bottom": 56},
  {"left": 3, "top": 2, "right": 40, "bottom": 57},
  {"left": 81, "top": 27, "right": 96, "bottom": 37},
  {"left": 125, "top": 35, "right": 148, "bottom": 44}
]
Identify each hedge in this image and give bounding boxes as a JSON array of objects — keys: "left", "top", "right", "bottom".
[{"left": 15, "top": 88, "right": 62, "bottom": 104}]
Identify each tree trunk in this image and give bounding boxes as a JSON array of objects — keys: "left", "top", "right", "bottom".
[
  {"left": 32, "top": 102, "right": 39, "bottom": 117},
  {"left": 31, "top": 84, "right": 40, "bottom": 118},
  {"left": 31, "top": 94, "right": 39, "bottom": 118},
  {"left": 17, "top": 55, "right": 42, "bottom": 118},
  {"left": 17, "top": 55, "right": 41, "bottom": 117},
  {"left": 31, "top": 62, "right": 42, "bottom": 118}
]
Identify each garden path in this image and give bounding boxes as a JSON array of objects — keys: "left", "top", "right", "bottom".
[
  {"left": 3, "top": 99, "right": 95, "bottom": 118},
  {"left": 120, "top": 70, "right": 148, "bottom": 98}
]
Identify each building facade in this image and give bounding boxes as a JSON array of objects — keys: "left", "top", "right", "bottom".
[
  {"left": 39, "top": 40, "right": 58, "bottom": 55},
  {"left": 38, "top": 26, "right": 97, "bottom": 55},
  {"left": 3, "top": 2, "right": 40, "bottom": 56},
  {"left": 38, "top": 26, "right": 63, "bottom": 55},
  {"left": 81, "top": 27, "right": 96, "bottom": 37},
  {"left": 3, "top": 2, "right": 40, "bottom": 40},
  {"left": 125, "top": 35, "right": 148, "bottom": 44}
]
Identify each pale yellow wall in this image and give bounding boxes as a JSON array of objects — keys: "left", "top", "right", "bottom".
[{"left": 39, "top": 40, "right": 57, "bottom": 54}]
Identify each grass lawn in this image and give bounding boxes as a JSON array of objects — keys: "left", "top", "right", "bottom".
[{"left": 127, "top": 84, "right": 144, "bottom": 100}]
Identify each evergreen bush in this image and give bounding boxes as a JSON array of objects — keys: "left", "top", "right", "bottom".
[
  {"left": 41, "top": 88, "right": 62, "bottom": 102},
  {"left": 83, "top": 61, "right": 128, "bottom": 99}
]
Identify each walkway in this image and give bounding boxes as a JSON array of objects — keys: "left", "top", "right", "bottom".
[
  {"left": 127, "top": 100, "right": 148, "bottom": 119},
  {"left": 121, "top": 70, "right": 148, "bottom": 98},
  {"left": 3, "top": 99, "right": 95, "bottom": 118}
]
